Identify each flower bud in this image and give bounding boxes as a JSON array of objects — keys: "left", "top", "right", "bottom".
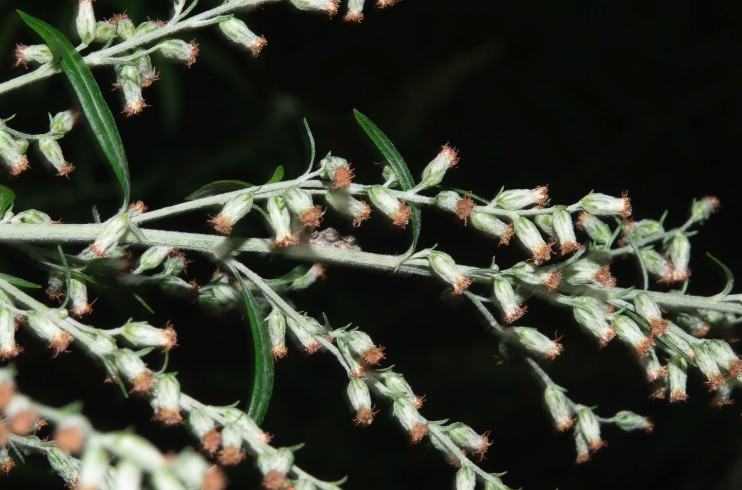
[
  {"left": 290, "top": 0, "right": 339, "bottom": 15},
  {"left": 544, "top": 385, "right": 573, "bottom": 432},
  {"left": 116, "top": 459, "right": 143, "bottom": 490},
  {"left": 134, "top": 246, "right": 172, "bottom": 274},
  {"left": 258, "top": 448, "right": 294, "bottom": 490},
  {"left": 266, "top": 309, "right": 288, "bottom": 360},
  {"left": 26, "top": 311, "right": 73, "bottom": 357},
  {"left": 122, "top": 321, "right": 178, "bottom": 351},
  {"left": 429, "top": 251, "right": 472, "bottom": 295},
  {"left": 674, "top": 313, "right": 710, "bottom": 338},
  {"left": 514, "top": 216, "right": 551, "bottom": 263},
  {"left": 689, "top": 196, "right": 720, "bottom": 224},
  {"left": 493, "top": 277, "right": 525, "bottom": 323},
  {"left": 106, "top": 433, "right": 166, "bottom": 471},
  {"left": 0, "top": 130, "right": 30, "bottom": 176},
  {"left": 575, "top": 405, "right": 604, "bottom": 452},
  {"left": 157, "top": 39, "right": 199, "bottom": 67},
  {"left": 639, "top": 248, "right": 674, "bottom": 283},
  {"left": 382, "top": 372, "right": 424, "bottom": 407},
  {"left": 663, "top": 327, "right": 697, "bottom": 362},
  {"left": 435, "top": 191, "right": 475, "bottom": 222},
  {"left": 562, "top": 259, "right": 615, "bottom": 288},
  {"left": 611, "top": 411, "right": 653, "bottom": 432},
  {"left": 667, "top": 355, "right": 688, "bottom": 402},
  {"left": 77, "top": 444, "right": 110, "bottom": 490},
  {"left": 381, "top": 164, "right": 399, "bottom": 187},
  {"left": 639, "top": 348, "right": 666, "bottom": 383},
  {"left": 613, "top": 315, "right": 653, "bottom": 358},
  {"left": 217, "top": 423, "right": 246, "bottom": 466},
  {"left": 469, "top": 212, "right": 514, "bottom": 244},
  {"left": 285, "top": 187, "right": 324, "bottom": 228},
  {"left": 116, "top": 15, "right": 136, "bottom": 40},
  {"left": 579, "top": 192, "right": 631, "bottom": 219},
  {"left": 534, "top": 213, "right": 556, "bottom": 240},
  {"left": 188, "top": 409, "right": 220, "bottom": 456},
  {"left": 0, "top": 306, "right": 21, "bottom": 361},
  {"left": 624, "top": 219, "right": 664, "bottom": 242},
  {"left": 223, "top": 408, "right": 269, "bottom": 443},
  {"left": 667, "top": 234, "right": 691, "bottom": 282},
  {"left": 694, "top": 346, "right": 724, "bottom": 391},
  {"left": 49, "top": 110, "right": 78, "bottom": 135},
  {"left": 552, "top": 206, "right": 582, "bottom": 254},
  {"left": 320, "top": 155, "right": 355, "bottom": 189},
  {"left": 115, "top": 64, "right": 147, "bottom": 116},
  {"left": 286, "top": 316, "right": 322, "bottom": 354},
  {"left": 95, "top": 20, "right": 116, "bottom": 43},
  {"left": 344, "top": 330, "right": 385, "bottom": 365},
  {"left": 133, "top": 49, "right": 158, "bottom": 87},
  {"left": 707, "top": 339, "right": 742, "bottom": 378},
  {"left": 168, "top": 448, "right": 209, "bottom": 489},
  {"left": 415, "top": 144, "right": 459, "bottom": 190},
  {"left": 392, "top": 398, "right": 428, "bottom": 443},
  {"left": 47, "top": 448, "right": 79, "bottom": 487},
  {"left": 508, "top": 261, "right": 562, "bottom": 292},
  {"left": 448, "top": 422, "right": 491, "bottom": 460},
  {"left": 152, "top": 374, "right": 183, "bottom": 425},
  {"left": 267, "top": 196, "right": 300, "bottom": 246},
  {"left": 575, "top": 212, "right": 612, "bottom": 244},
  {"left": 208, "top": 190, "right": 253, "bottom": 235},
  {"left": 152, "top": 468, "right": 187, "bottom": 490},
  {"left": 76, "top": 0, "right": 97, "bottom": 45},
  {"left": 508, "top": 326, "right": 562, "bottom": 360},
  {"left": 218, "top": 17, "right": 267, "bottom": 56},
  {"left": 114, "top": 348, "right": 154, "bottom": 393},
  {"left": 325, "top": 189, "right": 371, "bottom": 226},
  {"left": 348, "top": 378, "right": 375, "bottom": 426},
  {"left": 10, "top": 209, "right": 52, "bottom": 224},
  {"left": 494, "top": 186, "right": 548, "bottom": 210},
  {"left": 633, "top": 293, "right": 669, "bottom": 337},
  {"left": 368, "top": 185, "right": 411, "bottom": 228},
  {"left": 69, "top": 278, "right": 92, "bottom": 317},
  {"left": 572, "top": 305, "right": 615, "bottom": 347},
  {"left": 135, "top": 20, "right": 164, "bottom": 37},
  {"left": 455, "top": 466, "right": 476, "bottom": 490},
  {"left": 14, "top": 43, "right": 52, "bottom": 66},
  {"left": 90, "top": 213, "right": 129, "bottom": 256}
]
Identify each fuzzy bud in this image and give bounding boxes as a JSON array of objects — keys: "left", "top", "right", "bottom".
[
  {"left": 508, "top": 326, "right": 562, "bottom": 360},
  {"left": 611, "top": 411, "right": 653, "bottom": 432},
  {"left": 674, "top": 313, "right": 710, "bottom": 338},
  {"left": 640, "top": 248, "right": 674, "bottom": 283},
  {"left": 534, "top": 214, "right": 556, "bottom": 240},
  {"left": 320, "top": 156, "right": 355, "bottom": 188},
  {"left": 572, "top": 304, "right": 615, "bottom": 347},
  {"left": 624, "top": 219, "right": 664, "bottom": 242},
  {"left": 689, "top": 196, "right": 720, "bottom": 224},
  {"left": 325, "top": 189, "right": 371, "bottom": 226},
  {"left": 76, "top": 0, "right": 97, "bottom": 45},
  {"left": 135, "top": 21, "right": 164, "bottom": 37},
  {"left": 576, "top": 432, "right": 592, "bottom": 463},
  {"left": 115, "top": 64, "right": 147, "bottom": 116},
  {"left": 562, "top": 259, "right": 616, "bottom": 288},
  {"left": 575, "top": 405, "right": 604, "bottom": 452},
  {"left": 133, "top": 49, "right": 158, "bottom": 87},
  {"left": 345, "top": 330, "right": 385, "bottom": 365},
  {"left": 455, "top": 466, "right": 476, "bottom": 490},
  {"left": 552, "top": 206, "right": 582, "bottom": 254},
  {"left": 667, "top": 355, "right": 688, "bottom": 402},
  {"left": 267, "top": 310, "right": 288, "bottom": 360},
  {"left": 348, "top": 378, "right": 375, "bottom": 426},
  {"left": 94, "top": 20, "right": 116, "bottom": 43},
  {"left": 218, "top": 423, "right": 246, "bottom": 466},
  {"left": 208, "top": 190, "right": 253, "bottom": 235},
  {"left": 218, "top": 17, "right": 267, "bottom": 56},
  {"left": 114, "top": 348, "right": 154, "bottom": 393},
  {"left": 633, "top": 293, "right": 669, "bottom": 337},
  {"left": 68, "top": 278, "right": 92, "bottom": 317},
  {"left": 168, "top": 448, "right": 209, "bottom": 489},
  {"left": 10, "top": 209, "right": 52, "bottom": 224},
  {"left": 579, "top": 192, "right": 631, "bottom": 219},
  {"left": 105, "top": 433, "right": 166, "bottom": 471},
  {"left": 286, "top": 316, "right": 322, "bottom": 354},
  {"left": 267, "top": 196, "right": 299, "bottom": 246},
  {"left": 0, "top": 306, "right": 20, "bottom": 361},
  {"left": 544, "top": 385, "right": 573, "bottom": 432},
  {"left": 344, "top": 0, "right": 365, "bottom": 21},
  {"left": 258, "top": 448, "right": 294, "bottom": 487},
  {"left": 614, "top": 315, "right": 653, "bottom": 358},
  {"left": 493, "top": 277, "right": 525, "bottom": 324},
  {"left": 392, "top": 398, "right": 428, "bottom": 443},
  {"left": 188, "top": 409, "right": 220, "bottom": 455},
  {"left": 514, "top": 216, "right": 551, "bottom": 263},
  {"left": 448, "top": 422, "right": 491, "bottom": 460},
  {"left": 89, "top": 213, "right": 129, "bottom": 256},
  {"left": 575, "top": 212, "right": 612, "bottom": 244},
  {"left": 382, "top": 373, "right": 422, "bottom": 408},
  {"left": 694, "top": 345, "right": 725, "bottom": 391},
  {"left": 468, "top": 212, "right": 513, "bottom": 244},
  {"left": 435, "top": 191, "right": 475, "bottom": 222},
  {"left": 707, "top": 339, "right": 741, "bottom": 378},
  {"left": 493, "top": 186, "right": 548, "bottom": 210},
  {"left": 116, "top": 15, "right": 136, "bottom": 40},
  {"left": 77, "top": 444, "right": 110, "bottom": 490},
  {"left": 15, "top": 44, "right": 52, "bottom": 66},
  {"left": 116, "top": 459, "right": 143, "bottom": 490},
  {"left": 121, "top": 321, "right": 178, "bottom": 350},
  {"left": 0, "top": 130, "right": 30, "bottom": 176},
  {"left": 368, "top": 185, "right": 411, "bottom": 228},
  {"left": 26, "top": 311, "right": 73, "bottom": 356},
  {"left": 152, "top": 374, "right": 183, "bottom": 425},
  {"left": 508, "top": 261, "right": 562, "bottom": 292},
  {"left": 133, "top": 246, "right": 172, "bottom": 274},
  {"left": 157, "top": 39, "right": 199, "bottom": 67},
  {"left": 429, "top": 251, "right": 472, "bottom": 294},
  {"left": 285, "top": 187, "right": 324, "bottom": 228},
  {"left": 415, "top": 144, "right": 459, "bottom": 190},
  {"left": 289, "top": 0, "right": 340, "bottom": 15},
  {"left": 667, "top": 234, "right": 691, "bottom": 282},
  {"left": 38, "top": 136, "right": 74, "bottom": 177},
  {"left": 49, "top": 110, "right": 77, "bottom": 135}
]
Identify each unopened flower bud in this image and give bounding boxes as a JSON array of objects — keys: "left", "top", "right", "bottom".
[
  {"left": 168, "top": 448, "right": 209, "bottom": 489},
  {"left": 455, "top": 466, "right": 476, "bottom": 490},
  {"left": 448, "top": 422, "right": 491, "bottom": 460},
  {"left": 534, "top": 214, "right": 556, "bottom": 240},
  {"left": 77, "top": 444, "right": 109, "bottom": 490},
  {"left": 468, "top": 212, "right": 513, "bottom": 244},
  {"left": 667, "top": 355, "right": 688, "bottom": 402},
  {"left": 611, "top": 411, "right": 653, "bottom": 432},
  {"left": 382, "top": 373, "right": 423, "bottom": 407},
  {"left": 68, "top": 278, "right": 92, "bottom": 317},
  {"left": 285, "top": 187, "right": 324, "bottom": 228},
  {"left": 494, "top": 186, "right": 548, "bottom": 210},
  {"left": 208, "top": 190, "right": 253, "bottom": 235},
  {"left": 95, "top": 20, "right": 116, "bottom": 42},
  {"left": 0, "top": 306, "right": 20, "bottom": 361},
  {"left": 579, "top": 192, "right": 631, "bottom": 219},
  {"left": 344, "top": 0, "right": 365, "bottom": 21},
  {"left": 572, "top": 304, "right": 615, "bottom": 347},
  {"left": 133, "top": 49, "right": 158, "bottom": 87},
  {"left": 267, "top": 196, "right": 300, "bottom": 246},
  {"left": 368, "top": 185, "right": 411, "bottom": 228},
  {"left": 674, "top": 313, "right": 710, "bottom": 338},
  {"left": 639, "top": 248, "right": 674, "bottom": 283},
  {"left": 0, "top": 130, "right": 30, "bottom": 176},
  {"left": 122, "top": 321, "right": 178, "bottom": 351},
  {"left": 348, "top": 378, "right": 375, "bottom": 426},
  {"left": 575, "top": 212, "right": 612, "bottom": 244},
  {"left": 218, "top": 423, "right": 246, "bottom": 466},
  {"left": 508, "top": 261, "right": 562, "bottom": 292},
  {"left": 47, "top": 448, "right": 79, "bottom": 487},
  {"left": 563, "top": 259, "right": 615, "bottom": 288},
  {"left": 11, "top": 209, "right": 52, "bottom": 224},
  {"left": 575, "top": 405, "right": 604, "bottom": 452},
  {"left": 667, "top": 234, "right": 691, "bottom": 282},
  {"left": 152, "top": 374, "right": 183, "bottom": 425},
  {"left": 514, "top": 216, "right": 551, "bottom": 263},
  {"left": 157, "top": 39, "right": 199, "bottom": 67},
  {"left": 76, "top": 0, "right": 97, "bottom": 45},
  {"left": 544, "top": 385, "right": 573, "bottom": 432},
  {"left": 689, "top": 196, "right": 720, "bottom": 224},
  {"left": 14, "top": 43, "right": 52, "bottom": 66},
  {"left": 218, "top": 17, "right": 267, "bottom": 56},
  {"left": 116, "top": 459, "right": 143, "bottom": 490},
  {"left": 290, "top": 0, "right": 339, "bottom": 15},
  {"left": 90, "top": 213, "right": 129, "bottom": 256},
  {"left": 429, "top": 251, "right": 472, "bottom": 295},
  {"left": 381, "top": 164, "right": 399, "bottom": 187},
  {"left": 286, "top": 316, "right": 322, "bottom": 354},
  {"left": 552, "top": 206, "right": 582, "bottom": 254},
  {"left": 633, "top": 293, "right": 669, "bottom": 337},
  {"left": 188, "top": 409, "right": 220, "bottom": 456},
  {"left": 707, "top": 339, "right": 742, "bottom": 378},
  {"left": 392, "top": 398, "right": 428, "bottom": 443},
  {"left": 345, "top": 330, "right": 385, "bottom": 365},
  {"left": 115, "top": 15, "right": 135, "bottom": 40},
  {"left": 493, "top": 277, "right": 525, "bottom": 323},
  {"left": 135, "top": 20, "right": 163, "bottom": 37},
  {"left": 26, "top": 311, "right": 73, "bottom": 356},
  {"left": 49, "top": 110, "right": 77, "bottom": 135},
  {"left": 134, "top": 246, "right": 172, "bottom": 274},
  {"left": 694, "top": 346, "right": 724, "bottom": 391},
  {"left": 614, "top": 316, "right": 653, "bottom": 358},
  {"left": 414, "top": 144, "right": 459, "bottom": 190},
  {"left": 325, "top": 189, "right": 371, "bottom": 227},
  {"left": 574, "top": 430, "right": 592, "bottom": 463},
  {"left": 115, "top": 64, "right": 147, "bottom": 116},
  {"left": 114, "top": 348, "right": 154, "bottom": 393},
  {"left": 267, "top": 310, "right": 288, "bottom": 360},
  {"left": 624, "top": 219, "right": 664, "bottom": 242},
  {"left": 105, "top": 432, "right": 165, "bottom": 471},
  {"left": 258, "top": 449, "right": 294, "bottom": 490},
  {"left": 509, "top": 326, "right": 561, "bottom": 360},
  {"left": 320, "top": 155, "right": 355, "bottom": 189}
]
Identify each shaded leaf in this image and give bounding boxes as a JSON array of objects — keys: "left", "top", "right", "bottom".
[
  {"left": 0, "top": 184, "right": 14, "bottom": 216},
  {"left": 133, "top": 292, "right": 155, "bottom": 314},
  {"left": 303, "top": 118, "right": 315, "bottom": 175},
  {"left": 263, "top": 265, "right": 311, "bottom": 286},
  {"left": 708, "top": 253, "right": 734, "bottom": 298},
  {"left": 266, "top": 165, "right": 284, "bottom": 184},
  {"left": 0, "top": 273, "right": 41, "bottom": 289},
  {"left": 186, "top": 180, "right": 253, "bottom": 201}
]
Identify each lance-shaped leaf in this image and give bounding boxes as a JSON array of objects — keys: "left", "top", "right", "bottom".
[{"left": 0, "top": 184, "right": 14, "bottom": 216}]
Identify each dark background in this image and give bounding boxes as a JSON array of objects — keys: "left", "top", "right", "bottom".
[{"left": 1, "top": 1, "right": 742, "bottom": 489}]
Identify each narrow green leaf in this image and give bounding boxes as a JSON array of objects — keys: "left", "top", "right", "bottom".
[
  {"left": 57, "top": 245, "right": 72, "bottom": 309},
  {"left": 263, "top": 265, "right": 311, "bottom": 286},
  {"left": 186, "top": 180, "right": 253, "bottom": 201},
  {"left": 302, "top": 119, "right": 316, "bottom": 175},
  {"left": 708, "top": 253, "right": 735, "bottom": 298},
  {"left": 0, "top": 273, "right": 41, "bottom": 289},
  {"left": 229, "top": 264, "right": 274, "bottom": 425},
  {"left": 132, "top": 292, "right": 155, "bottom": 314},
  {"left": 135, "top": 346, "right": 156, "bottom": 357},
  {"left": 17, "top": 11, "right": 130, "bottom": 210},
  {"left": 354, "top": 109, "right": 421, "bottom": 256},
  {"left": 266, "top": 165, "right": 284, "bottom": 184},
  {"left": 0, "top": 184, "right": 15, "bottom": 216}
]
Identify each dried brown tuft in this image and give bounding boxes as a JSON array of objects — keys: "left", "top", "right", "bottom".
[
  {"left": 54, "top": 426, "right": 85, "bottom": 454},
  {"left": 0, "top": 344, "right": 22, "bottom": 361},
  {"left": 1, "top": 457, "right": 15, "bottom": 475},
  {"left": 531, "top": 243, "right": 552, "bottom": 263},
  {"left": 575, "top": 453, "right": 591, "bottom": 464},
  {"left": 710, "top": 397, "right": 734, "bottom": 409},
  {"left": 412, "top": 394, "right": 426, "bottom": 409},
  {"left": 350, "top": 365, "right": 369, "bottom": 378},
  {"left": 671, "top": 267, "right": 691, "bottom": 283},
  {"left": 392, "top": 202, "right": 412, "bottom": 228},
  {"left": 9, "top": 156, "right": 30, "bottom": 176},
  {"left": 186, "top": 40, "right": 199, "bottom": 67},
  {"left": 203, "top": 465, "right": 228, "bottom": 490},
  {"left": 452, "top": 275, "right": 473, "bottom": 295},
  {"left": 353, "top": 406, "right": 379, "bottom": 427},
  {"left": 574, "top": 211, "right": 591, "bottom": 230},
  {"left": 669, "top": 390, "right": 689, "bottom": 403},
  {"left": 46, "top": 287, "right": 65, "bottom": 302},
  {"left": 272, "top": 345, "right": 288, "bottom": 360},
  {"left": 701, "top": 196, "right": 721, "bottom": 213},
  {"left": 692, "top": 323, "right": 711, "bottom": 338},
  {"left": 377, "top": 0, "right": 402, "bottom": 7},
  {"left": 218, "top": 446, "right": 246, "bottom": 466},
  {"left": 362, "top": 346, "right": 386, "bottom": 365},
  {"left": 153, "top": 408, "right": 184, "bottom": 426},
  {"left": 543, "top": 342, "right": 564, "bottom": 361},
  {"left": 646, "top": 365, "right": 668, "bottom": 383},
  {"left": 635, "top": 337, "right": 655, "bottom": 358},
  {"left": 0, "top": 381, "right": 15, "bottom": 409},
  {"left": 560, "top": 240, "right": 583, "bottom": 255},
  {"left": 300, "top": 205, "right": 326, "bottom": 228},
  {"left": 128, "top": 201, "right": 148, "bottom": 214},
  {"left": 471, "top": 431, "right": 492, "bottom": 461},
  {"left": 353, "top": 202, "right": 372, "bottom": 227},
  {"left": 456, "top": 194, "right": 476, "bottom": 222},
  {"left": 273, "top": 234, "right": 300, "bottom": 248},
  {"left": 262, "top": 469, "right": 287, "bottom": 490},
  {"left": 594, "top": 265, "right": 616, "bottom": 288},
  {"left": 56, "top": 163, "right": 75, "bottom": 178},
  {"left": 649, "top": 319, "right": 670, "bottom": 338},
  {"left": 598, "top": 325, "right": 616, "bottom": 348},
  {"left": 14, "top": 43, "right": 27, "bottom": 67},
  {"left": 344, "top": 10, "right": 364, "bottom": 22},
  {"left": 535, "top": 185, "right": 549, "bottom": 206},
  {"left": 259, "top": 431, "right": 273, "bottom": 444},
  {"left": 208, "top": 214, "right": 233, "bottom": 235},
  {"left": 162, "top": 322, "right": 179, "bottom": 350},
  {"left": 543, "top": 270, "right": 563, "bottom": 292},
  {"left": 141, "top": 70, "right": 160, "bottom": 88},
  {"left": 200, "top": 429, "right": 222, "bottom": 456},
  {"left": 332, "top": 164, "right": 355, "bottom": 189},
  {"left": 503, "top": 306, "right": 527, "bottom": 325},
  {"left": 122, "top": 99, "right": 149, "bottom": 117},
  {"left": 555, "top": 417, "right": 575, "bottom": 433},
  {"left": 89, "top": 243, "right": 108, "bottom": 257},
  {"left": 588, "top": 439, "right": 607, "bottom": 453},
  {"left": 251, "top": 36, "right": 268, "bottom": 57},
  {"left": 50, "top": 331, "right": 74, "bottom": 357},
  {"left": 704, "top": 374, "right": 726, "bottom": 392},
  {"left": 305, "top": 340, "right": 322, "bottom": 354},
  {"left": 9, "top": 409, "right": 37, "bottom": 435},
  {"left": 440, "top": 144, "right": 460, "bottom": 167},
  {"left": 70, "top": 303, "right": 93, "bottom": 318},
  {"left": 130, "top": 371, "right": 155, "bottom": 394},
  {"left": 727, "top": 359, "right": 742, "bottom": 379},
  {"left": 499, "top": 223, "right": 514, "bottom": 245},
  {"left": 409, "top": 422, "right": 429, "bottom": 444},
  {"left": 619, "top": 191, "right": 632, "bottom": 219}
]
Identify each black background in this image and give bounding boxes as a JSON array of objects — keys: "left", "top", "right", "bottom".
[{"left": 1, "top": 1, "right": 742, "bottom": 489}]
